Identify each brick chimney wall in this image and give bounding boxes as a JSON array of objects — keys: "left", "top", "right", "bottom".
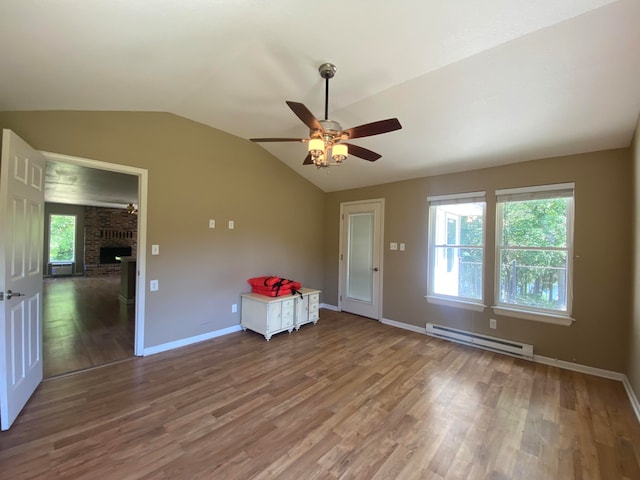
[{"left": 84, "top": 206, "right": 138, "bottom": 276}]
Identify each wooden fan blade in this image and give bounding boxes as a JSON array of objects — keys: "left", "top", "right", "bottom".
[
  {"left": 286, "top": 101, "right": 323, "bottom": 132},
  {"left": 303, "top": 153, "right": 313, "bottom": 165},
  {"left": 343, "top": 143, "right": 382, "bottom": 162},
  {"left": 250, "top": 138, "right": 306, "bottom": 143},
  {"left": 343, "top": 118, "right": 402, "bottom": 140}
]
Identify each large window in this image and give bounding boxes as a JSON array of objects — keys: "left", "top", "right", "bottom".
[
  {"left": 49, "top": 214, "right": 76, "bottom": 263},
  {"left": 495, "top": 183, "right": 574, "bottom": 318},
  {"left": 428, "top": 192, "right": 486, "bottom": 309}
]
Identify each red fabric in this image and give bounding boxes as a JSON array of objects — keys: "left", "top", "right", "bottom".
[
  {"left": 251, "top": 286, "right": 295, "bottom": 297},
  {"left": 248, "top": 276, "right": 279, "bottom": 288},
  {"left": 247, "top": 276, "right": 301, "bottom": 292}
]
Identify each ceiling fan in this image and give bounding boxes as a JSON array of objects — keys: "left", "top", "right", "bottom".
[{"left": 250, "top": 63, "right": 402, "bottom": 168}]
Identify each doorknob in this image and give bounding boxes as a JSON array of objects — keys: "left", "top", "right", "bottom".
[
  {"left": 0, "top": 290, "right": 24, "bottom": 301},
  {"left": 371, "top": 267, "right": 379, "bottom": 272}
]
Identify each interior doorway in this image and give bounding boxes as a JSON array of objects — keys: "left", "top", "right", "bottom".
[
  {"left": 338, "top": 199, "right": 384, "bottom": 320},
  {"left": 41, "top": 151, "right": 148, "bottom": 376}
]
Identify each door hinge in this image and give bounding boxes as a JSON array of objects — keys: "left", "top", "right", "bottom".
[
  {"left": 0, "top": 292, "right": 3, "bottom": 301},
  {"left": 340, "top": 295, "right": 342, "bottom": 302},
  {"left": 340, "top": 253, "right": 343, "bottom": 261},
  {"left": 341, "top": 213, "right": 344, "bottom": 220}
]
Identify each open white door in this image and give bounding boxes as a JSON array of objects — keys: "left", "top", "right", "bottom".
[
  {"left": 339, "top": 199, "right": 384, "bottom": 320},
  {"left": 0, "top": 130, "right": 45, "bottom": 431}
]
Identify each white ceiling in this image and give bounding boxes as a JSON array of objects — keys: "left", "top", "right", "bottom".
[{"left": 1, "top": 0, "right": 639, "bottom": 193}]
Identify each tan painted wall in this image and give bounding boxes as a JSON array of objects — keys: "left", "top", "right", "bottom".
[
  {"left": 0, "top": 111, "right": 325, "bottom": 348},
  {"left": 324, "top": 149, "right": 632, "bottom": 372},
  {"left": 630, "top": 115, "right": 640, "bottom": 395}
]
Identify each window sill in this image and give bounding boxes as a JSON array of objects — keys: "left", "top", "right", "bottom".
[
  {"left": 492, "top": 306, "right": 574, "bottom": 326},
  {"left": 425, "top": 296, "right": 486, "bottom": 312}
]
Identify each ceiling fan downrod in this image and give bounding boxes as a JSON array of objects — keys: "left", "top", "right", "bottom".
[{"left": 319, "top": 63, "right": 336, "bottom": 121}]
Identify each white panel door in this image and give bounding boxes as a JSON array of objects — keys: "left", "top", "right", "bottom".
[
  {"left": 0, "top": 130, "right": 45, "bottom": 431},
  {"left": 339, "top": 200, "right": 383, "bottom": 319}
]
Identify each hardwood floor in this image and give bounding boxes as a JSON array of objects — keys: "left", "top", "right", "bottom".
[
  {"left": 2, "top": 310, "right": 639, "bottom": 479},
  {"left": 43, "top": 275, "right": 135, "bottom": 378}
]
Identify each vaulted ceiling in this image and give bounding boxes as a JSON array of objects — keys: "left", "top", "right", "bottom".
[{"left": 1, "top": 0, "right": 639, "bottom": 194}]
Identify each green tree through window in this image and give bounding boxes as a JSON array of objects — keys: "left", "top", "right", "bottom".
[{"left": 49, "top": 214, "right": 76, "bottom": 263}]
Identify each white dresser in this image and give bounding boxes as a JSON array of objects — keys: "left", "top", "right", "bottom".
[
  {"left": 294, "top": 289, "right": 320, "bottom": 330},
  {"left": 241, "top": 288, "right": 321, "bottom": 340}
]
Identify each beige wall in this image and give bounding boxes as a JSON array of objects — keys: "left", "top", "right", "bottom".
[
  {"left": 630, "top": 115, "right": 640, "bottom": 395},
  {"left": 325, "top": 149, "right": 632, "bottom": 371},
  {"left": 0, "top": 111, "right": 325, "bottom": 348}
]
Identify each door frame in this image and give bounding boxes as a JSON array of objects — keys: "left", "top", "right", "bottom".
[
  {"left": 338, "top": 198, "right": 384, "bottom": 320},
  {"left": 41, "top": 151, "right": 148, "bottom": 356}
]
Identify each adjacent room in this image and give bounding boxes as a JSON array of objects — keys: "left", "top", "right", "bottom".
[{"left": 1, "top": 1, "right": 640, "bottom": 478}]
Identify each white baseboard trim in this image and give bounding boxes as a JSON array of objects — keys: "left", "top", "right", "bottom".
[
  {"left": 381, "top": 318, "right": 426, "bottom": 334},
  {"left": 143, "top": 324, "right": 243, "bottom": 356},
  {"left": 532, "top": 354, "right": 624, "bottom": 381},
  {"left": 382, "top": 317, "right": 640, "bottom": 424},
  {"left": 623, "top": 376, "right": 640, "bottom": 423},
  {"left": 320, "top": 303, "right": 338, "bottom": 311}
]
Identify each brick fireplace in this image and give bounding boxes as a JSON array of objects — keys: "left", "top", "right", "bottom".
[{"left": 84, "top": 206, "right": 137, "bottom": 276}]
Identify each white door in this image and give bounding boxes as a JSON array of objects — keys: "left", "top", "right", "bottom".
[
  {"left": 0, "top": 130, "right": 45, "bottom": 431},
  {"left": 339, "top": 199, "right": 383, "bottom": 319}
]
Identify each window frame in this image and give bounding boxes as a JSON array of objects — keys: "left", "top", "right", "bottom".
[
  {"left": 426, "top": 191, "right": 487, "bottom": 311},
  {"left": 48, "top": 213, "right": 77, "bottom": 264},
  {"left": 493, "top": 183, "right": 575, "bottom": 324}
]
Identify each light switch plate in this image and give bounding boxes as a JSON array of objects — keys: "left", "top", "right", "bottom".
[
  {"left": 150, "top": 280, "right": 159, "bottom": 291},
  {"left": 151, "top": 244, "right": 159, "bottom": 255},
  {"left": 209, "top": 219, "right": 215, "bottom": 229},
  {"left": 399, "top": 243, "right": 405, "bottom": 251},
  {"left": 228, "top": 220, "right": 234, "bottom": 229},
  {"left": 390, "top": 242, "right": 398, "bottom": 251}
]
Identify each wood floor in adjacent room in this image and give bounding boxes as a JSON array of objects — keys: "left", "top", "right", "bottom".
[
  {"left": 2, "top": 310, "right": 639, "bottom": 479},
  {"left": 43, "top": 275, "right": 135, "bottom": 378}
]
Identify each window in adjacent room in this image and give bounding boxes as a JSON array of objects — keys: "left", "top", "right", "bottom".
[
  {"left": 495, "top": 183, "right": 574, "bottom": 319},
  {"left": 49, "top": 214, "right": 76, "bottom": 263},
  {"left": 427, "top": 191, "right": 486, "bottom": 310}
]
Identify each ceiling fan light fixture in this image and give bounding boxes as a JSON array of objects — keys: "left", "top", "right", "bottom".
[
  {"left": 314, "top": 153, "right": 328, "bottom": 168},
  {"left": 331, "top": 143, "right": 348, "bottom": 163},
  {"left": 308, "top": 138, "right": 325, "bottom": 158},
  {"left": 126, "top": 203, "right": 138, "bottom": 215}
]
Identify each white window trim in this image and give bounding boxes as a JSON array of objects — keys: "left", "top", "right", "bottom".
[
  {"left": 426, "top": 295, "right": 486, "bottom": 312},
  {"left": 492, "top": 306, "right": 574, "bottom": 326},
  {"left": 494, "top": 183, "right": 575, "bottom": 320},
  {"left": 48, "top": 213, "right": 77, "bottom": 264},
  {"left": 427, "top": 191, "right": 486, "bottom": 305}
]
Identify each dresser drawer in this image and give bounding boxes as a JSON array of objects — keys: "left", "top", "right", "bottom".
[
  {"left": 309, "top": 293, "right": 319, "bottom": 305},
  {"left": 282, "top": 298, "right": 295, "bottom": 315}
]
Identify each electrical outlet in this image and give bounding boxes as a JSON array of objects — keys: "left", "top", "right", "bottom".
[
  {"left": 390, "top": 242, "right": 398, "bottom": 251},
  {"left": 150, "top": 280, "right": 159, "bottom": 291},
  {"left": 232, "top": 303, "right": 238, "bottom": 313},
  {"left": 209, "top": 219, "right": 215, "bottom": 229},
  {"left": 399, "top": 243, "right": 405, "bottom": 251},
  {"left": 228, "top": 220, "right": 234, "bottom": 229},
  {"left": 490, "top": 318, "right": 497, "bottom": 329}
]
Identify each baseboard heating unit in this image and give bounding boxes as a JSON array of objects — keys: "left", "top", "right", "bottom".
[{"left": 426, "top": 323, "right": 533, "bottom": 359}]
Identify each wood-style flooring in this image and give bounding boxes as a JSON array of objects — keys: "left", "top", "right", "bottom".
[
  {"left": 43, "top": 275, "right": 135, "bottom": 378},
  {"left": 2, "top": 310, "right": 639, "bottom": 479}
]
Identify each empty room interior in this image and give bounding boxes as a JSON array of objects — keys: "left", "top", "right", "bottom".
[{"left": 1, "top": 1, "right": 640, "bottom": 479}]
